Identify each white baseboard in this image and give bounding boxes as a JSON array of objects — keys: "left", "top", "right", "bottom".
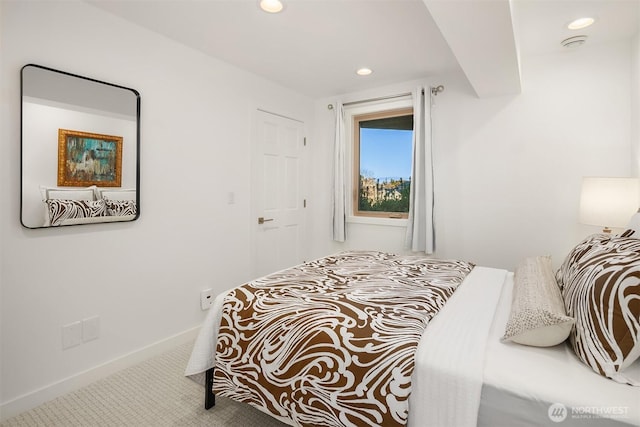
[{"left": 0, "top": 326, "right": 200, "bottom": 422}]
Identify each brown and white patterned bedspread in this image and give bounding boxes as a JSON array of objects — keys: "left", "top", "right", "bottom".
[{"left": 213, "top": 251, "right": 474, "bottom": 427}]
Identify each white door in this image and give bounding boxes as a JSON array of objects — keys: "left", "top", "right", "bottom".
[{"left": 251, "top": 110, "right": 306, "bottom": 278}]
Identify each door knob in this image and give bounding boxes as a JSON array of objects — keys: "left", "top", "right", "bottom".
[{"left": 258, "top": 217, "right": 274, "bottom": 224}]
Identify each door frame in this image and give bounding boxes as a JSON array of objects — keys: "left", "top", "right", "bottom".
[{"left": 250, "top": 108, "right": 308, "bottom": 279}]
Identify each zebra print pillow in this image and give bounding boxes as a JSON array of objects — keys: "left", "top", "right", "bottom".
[
  {"left": 557, "top": 234, "right": 640, "bottom": 385},
  {"left": 104, "top": 199, "right": 137, "bottom": 216},
  {"left": 46, "top": 199, "right": 107, "bottom": 226}
]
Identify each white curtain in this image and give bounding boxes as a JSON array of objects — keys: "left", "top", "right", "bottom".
[
  {"left": 405, "top": 87, "right": 435, "bottom": 254},
  {"left": 332, "top": 102, "right": 346, "bottom": 242}
]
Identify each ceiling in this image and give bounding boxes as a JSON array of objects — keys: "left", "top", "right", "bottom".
[{"left": 87, "top": 0, "right": 639, "bottom": 99}]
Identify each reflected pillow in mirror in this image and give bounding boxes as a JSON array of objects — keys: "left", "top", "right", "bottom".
[
  {"left": 46, "top": 199, "right": 107, "bottom": 226},
  {"left": 104, "top": 199, "right": 137, "bottom": 216},
  {"left": 40, "top": 185, "right": 97, "bottom": 202},
  {"left": 39, "top": 185, "right": 97, "bottom": 226},
  {"left": 97, "top": 188, "right": 136, "bottom": 201}
]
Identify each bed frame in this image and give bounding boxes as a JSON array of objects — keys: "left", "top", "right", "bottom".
[{"left": 205, "top": 367, "right": 216, "bottom": 409}]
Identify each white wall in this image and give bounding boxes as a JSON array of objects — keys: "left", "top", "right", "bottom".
[
  {"left": 0, "top": 0, "right": 5, "bottom": 422},
  {"left": 309, "top": 39, "right": 635, "bottom": 271},
  {"left": 632, "top": 25, "right": 640, "bottom": 176},
  {"left": 0, "top": 0, "right": 313, "bottom": 418}
]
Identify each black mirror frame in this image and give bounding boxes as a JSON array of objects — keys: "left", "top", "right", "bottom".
[{"left": 20, "top": 64, "right": 140, "bottom": 229}]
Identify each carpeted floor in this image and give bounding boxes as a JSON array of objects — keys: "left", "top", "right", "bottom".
[{"left": 1, "top": 341, "right": 287, "bottom": 427}]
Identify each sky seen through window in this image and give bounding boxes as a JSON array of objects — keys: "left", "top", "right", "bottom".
[{"left": 360, "top": 128, "right": 413, "bottom": 180}]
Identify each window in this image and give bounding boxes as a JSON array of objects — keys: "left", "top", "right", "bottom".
[{"left": 352, "top": 107, "right": 413, "bottom": 219}]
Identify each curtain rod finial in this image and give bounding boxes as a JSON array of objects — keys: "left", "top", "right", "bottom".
[
  {"left": 430, "top": 85, "right": 445, "bottom": 96},
  {"left": 327, "top": 104, "right": 334, "bottom": 110}
]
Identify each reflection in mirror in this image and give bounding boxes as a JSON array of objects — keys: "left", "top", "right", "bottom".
[{"left": 21, "top": 64, "right": 140, "bottom": 228}]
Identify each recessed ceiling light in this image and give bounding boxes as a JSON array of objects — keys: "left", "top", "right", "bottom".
[
  {"left": 568, "top": 17, "right": 595, "bottom": 30},
  {"left": 260, "top": 0, "right": 283, "bottom": 13},
  {"left": 356, "top": 68, "right": 373, "bottom": 76}
]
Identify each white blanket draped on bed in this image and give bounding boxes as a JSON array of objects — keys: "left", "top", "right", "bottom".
[
  {"left": 185, "top": 266, "right": 507, "bottom": 427},
  {"left": 410, "top": 267, "right": 506, "bottom": 426}
]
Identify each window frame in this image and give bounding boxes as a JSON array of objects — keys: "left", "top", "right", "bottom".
[{"left": 344, "top": 96, "right": 413, "bottom": 226}]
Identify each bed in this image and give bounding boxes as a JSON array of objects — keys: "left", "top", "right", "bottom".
[
  {"left": 185, "top": 232, "right": 640, "bottom": 426},
  {"left": 478, "top": 270, "right": 640, "bottom": 427},
  {"left": 39, "top": 185, "right": 137, "bottom": 226}
]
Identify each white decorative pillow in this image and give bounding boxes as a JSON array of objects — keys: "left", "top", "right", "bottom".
[
  {"left": 46, "top": 199, "right": 107, "bottom": 226},
  {"left": 502, "top": 256, "right": 574, "bottom": 347},
  {"left": 96, "top": 188, "right": 136, "bottom": 201},
  {"left": 39, "top": 185, "right": 97, "bottom": 201},
  {"left": 558, "top": 234, "right": 640, "bottom": 386}
]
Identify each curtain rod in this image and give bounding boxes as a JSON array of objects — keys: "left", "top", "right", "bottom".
[
  {"left": 327, "top": 86, "right": 442, "bottom": 110},
  {"left": 342, "top": 92, "right": 412, "bottom": 107},
  {"left": 327, "top": 92, "right": 411, "bottom": 110}
]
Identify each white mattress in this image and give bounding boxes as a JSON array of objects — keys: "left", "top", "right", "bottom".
[{"left": 479, "top": 273, "right": 640, "bottom": 427}]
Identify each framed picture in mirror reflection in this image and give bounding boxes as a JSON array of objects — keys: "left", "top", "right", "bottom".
[{"left": 57, "top": 128, "right": 122, "bottom": 187}]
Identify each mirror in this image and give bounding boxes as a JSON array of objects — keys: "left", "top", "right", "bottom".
[{"left": 21, "top": 64, "right": 140, "bottom": 228}]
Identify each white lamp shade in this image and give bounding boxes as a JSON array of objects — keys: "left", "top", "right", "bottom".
[{"left": 579, "top": 177, "right": 640, "bottom": 229}]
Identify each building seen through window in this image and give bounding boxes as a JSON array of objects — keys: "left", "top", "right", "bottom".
[{"left": 353, "top": 108, "right": 413, "bottom": 218}]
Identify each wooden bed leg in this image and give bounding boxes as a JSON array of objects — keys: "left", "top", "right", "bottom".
[{"left": 204, "top": 367, "right": 216, "bottom": 409}]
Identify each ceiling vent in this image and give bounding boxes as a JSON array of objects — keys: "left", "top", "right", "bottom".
[{"left": 561, "top": 35, "right": 588, "bottom": 48}]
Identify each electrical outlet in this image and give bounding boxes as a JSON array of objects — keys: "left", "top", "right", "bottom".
[
  {"left": 62, "top": 321, "right": 82, "bottom": 350},
  {"left": 82, "top": 316, "right": 100, "bottom": 343},
  {"left": 200, "top": 289, "right": 214, "bottom": 310}
]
